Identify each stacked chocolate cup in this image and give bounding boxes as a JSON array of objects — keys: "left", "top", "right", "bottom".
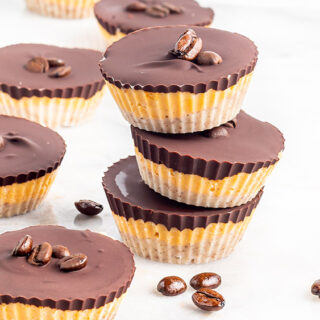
[{"left": 101, "top": 26, "right": 285, "bottom": 264}]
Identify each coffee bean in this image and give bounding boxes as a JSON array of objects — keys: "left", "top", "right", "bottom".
[
  {"left": 190, "top": 273, "right": 221, "bottom": 290},
  {"left": 58, "top": 253, "right": 88, "bottom": 272},
  {"left": 162, "top": 2, "right": 184, "bottom": 13},
  {"left": 12, "top": 235, "right": 33, "bottom": 256},
  {"left": 157, "top": 276, "right": 187, "bottom": 296},
  {"left": 192, "top": 288, "right": 225, "bottom": 311},
  {"left": 126, "top": 1, "right": 147, "bottom": 11},
  {"left": 27, "top": 242, "right": 52, "bottom": 266},
  {"left": 146, "top": 5, "right": 170, "bottom": 18},
  {"left": 196, "top": 51, "right": 223, "bottom": 66},
  {"left": 74, "top": 200, "right": 103, "bottom": 216},
  {"left": 312, "top": 280, "right": 320, "bottom": 296},
  {"left": 48, "top": 66, "right": 71, "bottom": 78},
  {"left": 201, "top": 126, "right": 228, "bottom": 138},
  {"left": 223, "top": 118, "right": 237, "bottom": 128},
  {"left": 172, "top": 29, "right": 202, "bottom": 61},
  {"left": 25, "top": 57, "right": 49, "bottom": 73},
  {"left": 52, "top": 245, "right": 70, "bottom": 259},
  {"left": 47, "top": 58, "right": 65, "bottom": 68}
]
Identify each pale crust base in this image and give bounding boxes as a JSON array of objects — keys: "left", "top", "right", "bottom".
[
  {"left": 25, "top": 0, "right": 97, "bottom": 18},
  {"left": 106, "top": 73, "right": 253, "bottom": 133},
  {"left": 0, "top": 87, "right": 106, "bottom": 129},
  {"left": 135, "top": 148, "right": 280, "bottom": 208},
  {"left": 0, "top": 295, "right": 125, "bottom": 320},
  {"left": 98, "top": 24, "right": 126, "bottom": 45},
  {"left": 113, "top": 213, "right": 254, "bottom": 264},
  {"left": 0, "top": 171, "right": 58, "bottom": 218}
]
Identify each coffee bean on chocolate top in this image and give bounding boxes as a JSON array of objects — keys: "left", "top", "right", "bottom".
[
  {"left": 126, "top": 1, "right": 147, "bottom": 11},
  {"left": 146, "top": 5, "right": 170, "bottom": 18},
  {"left": 172, "top": 29, "right": 202, "bottom": 61},
  {"left": 157, "top": 276, "right": 187, "bottom": 296},
  {"left": 192, "top": 288, "right": 225, "bottom": 311},
  {"left": 12, "top": 235, "right": 33, "bottom": 256},
  {"left": 48, "top": 65, "right": 71, "bottom": 78},
  {"left": 47, "top": 58, "right": 65, "bottom": 68},
  {"left": 52, "top": 245, "right": 70, "bottom": 259},
  {"left": 162, "top": 2, "right": 184, "bottom": 13},
  {"left": 27, "top": 242, "right": 52, "bottom": 266},
  {"left": 74, "top": 200, "right": 103, "bottom": 216},
  {"left": 58, "top": 253, "right": 88, "bottom": 272},
  {"left": 312, "top": 280, "right": 320, "bottom": 296},
  {"left": 25, "top": 57, "right": 49, "bottom": 73},
  {"left": 190, "top": 273, "right": 221, "bottom": 290},
  {"left": 196, "top": 51, "right": 223, "bottom": 65},
  {"left": 201, "top": 126, "right": 228, "bottom": 138}
]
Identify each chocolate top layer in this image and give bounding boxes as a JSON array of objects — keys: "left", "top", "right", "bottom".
[
  {"left": 132, "top": 111, "right": 285, "bottom": 180},
  {"left": 103, "top": 156, "right": 263, "bottom": 230},
  {"left": 0, "top": 44, "right": 105, "bottom": 99},
  {"left": 0, "top": 116, "right": 66, "bottom": 186},
  {"left": 0, "top": 226, "right": 135, "bottom": 310},
  {"left": 100, "top": 26, "right": 258, "bottom": 93},
  {"left": 94, "top": 0, "right": 214, "bottom": 35}
]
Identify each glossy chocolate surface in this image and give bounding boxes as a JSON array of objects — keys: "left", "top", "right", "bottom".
[
  {"left": 0, "top": 116, "right": 66, "bottom": 186},
  {"left": 132, "top": 111, "right": 285, "bottom": 180},
  {"left": 103, "top": 156, "right": 263, "bottom": 230},
  {"left": 100, "top": 26, "right": 258, "bottom": 93},
  {"left": 0, "top": 226, "right": 135, "bottom": 310},
  {"left": 0, "top": 44, "right": 105, "bottom": 99}
]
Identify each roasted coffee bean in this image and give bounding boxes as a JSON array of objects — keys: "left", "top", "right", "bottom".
[
  {"left": 201, "top": 126, "right": 228, "bottom": 138},
  {"left": 146, "top": 5, "right": 170, "bottom": 18},
  {"left": 223, "top": 118, "right": 237, "bottom": 128},
  {"left": 12, "top": 235, "right": 33, "bottom": 256},
  {"left": 52, "top": 245, "right": 70, "bottom": 259},
  {"left": 48, "top": 66, "right": 71, "bottom": 78},
  {"left": 172, "top": 29, "right": 202, "bottom": 61},
  {"left": 58, "top": 253, "right": 88, "bottom": 272},
  {"left": 162, "top": 2, "right": 184, "bottom": 13},
  {"left": 190, "top": 273, "right": 221, "bottom": 290},
  {"left": 25, "top": 57, "right": 49, "bottom": 73},
  {"left": 27, "top": 242, "right": 52, "bottom": 266},
  {"left": 74, "top": 200, "right": 103, "bottom": 216},
  {"left": 312, "top": 280, "right": 320, "bottom": 296},
  {"left": 47, "top": 57, "right": 65, "bottom": 68},
  {"left": 157, "top": 276, "right": 187, "bottom": 296},
  {"left": 126, "top": 1, "right": 147, "bottom": 11},
  {"left": 192, "top": 288, "right": 225, "bottom": 311},
  {"left": 196, "top": 51, "right": 223, "bottom": 65}
]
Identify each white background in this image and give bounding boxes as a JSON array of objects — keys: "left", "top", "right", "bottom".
[{"left": 0, "top": 0, "right": 320, "bottom": 318}]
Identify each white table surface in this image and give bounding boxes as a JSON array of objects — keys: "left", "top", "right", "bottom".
[{"left": 1, "top": 0, "right": 320, "bottom": 318}]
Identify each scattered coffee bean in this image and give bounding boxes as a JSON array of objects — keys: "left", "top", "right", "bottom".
[
  {"left": 25, "top": 57, "right": 49, "bottom": 73},
  {"left": 162, "top": 2, "right": 184, "bottom": 13},
  {"left": 74, "top": 200, "right": 103, "bottom": 216},
  {"left": 146, "top": 4, "right": 170, "bottom": 17},
  {"left": 192, "top": 288, "right": 225, "bottom": 311},
  {"left": 58, "top": 253, "right": 88, "bottom": 272},
  {"left": 47, "top": 57, "right": 65, "bottom": 68},
  {"left": 172, "top": 29, "right": 202, "bottom": 61},
  {"left": 312, "top": 280, "right": 320, "bottom": 296},
  {"left": 196, "top": 51, "right": 223, "bottom": 66},
  {"left": 201, "top": 126, "right": 228, "bottom": 138},
  {"left": 190, "top": 272, "right": 221, "bottom": 290},
  {"left": 223, "top": 118, "right": 237, "bottom": 128},
  {"left": 0, "top": 136, "right": 5, "bottom": 150},
  {"left": 27, "top": 242, "right": 52, "bottom": 266},
  {"left": 52, "top": 245, "right": 70, "bottom": 259},
  {"left": 48, "top": 66, "right": 71, "bottom": 78},
  {"left": 157, "top": 276, "right": 187, "bottom": 296},
  {"left": 126, "top": 1, "right": 147, "bottom": 11},
  {"left": 12, "top": 235, "right": 33, "bottom": 256}
]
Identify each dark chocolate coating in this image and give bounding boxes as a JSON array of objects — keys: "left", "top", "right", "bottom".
[
  {"left": 94, "top": 0, "right": 214, "bottom": 35},
  {"left": 0, "top": 226, "right": 135, "bottom": 310},
  {"left": 131, "top": 111, "right": 285, "bottom": 180},
  {"left": 0, "top": 116, "right": 66, "bottom": 186},
  {"left": 0, "top": 44, "right": 105, "bottom": 99},
  {"left": 100, "top": 26, "right": 258, "bottom": 93},
  {"left": 102, "top": 156, "right": 263, "bottom": 231}
]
